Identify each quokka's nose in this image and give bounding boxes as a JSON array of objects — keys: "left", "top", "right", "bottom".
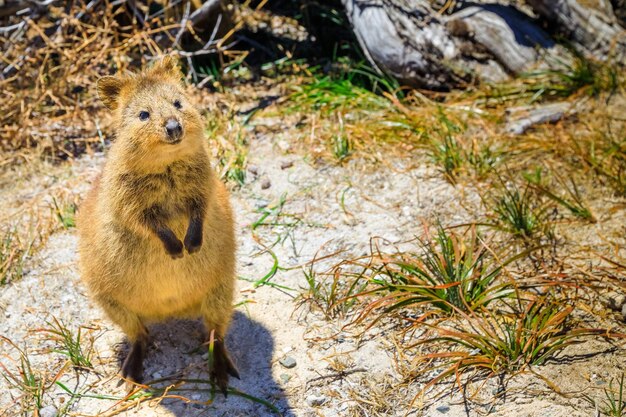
[{"left": 165, "top": 119, "right": 182, "bottom": 140}]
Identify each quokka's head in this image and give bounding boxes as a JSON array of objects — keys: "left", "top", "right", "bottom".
[{"left": 97, "top": 56, "right": 204, "bottom": 153}]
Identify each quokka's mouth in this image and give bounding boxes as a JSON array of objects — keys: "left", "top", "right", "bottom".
[{"left": 162, "top": 136, "right": 183, "bottom": 145}]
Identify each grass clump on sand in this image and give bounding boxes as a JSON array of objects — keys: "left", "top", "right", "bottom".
[
  {"left": 349, "top": 225, "right": 522, "bottom": 318},
  {"left": 0, "top": 229, "right": 28, "bottom": 286},
  {"left": 40, "top": 317, "right": 94, "bottom": 369},
  {"left": 414, "top": 297, "right": 619, "bottom": 393}
]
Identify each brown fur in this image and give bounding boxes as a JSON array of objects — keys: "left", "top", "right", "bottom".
[{"left": 78, "top": 57, "right": 238, "bottom": 393}]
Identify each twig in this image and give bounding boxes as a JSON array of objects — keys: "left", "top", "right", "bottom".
[
  {"left": 0, "top": 21, "right": 26, "bottom": 35},
  {"left": 203, "top": 12, "right": 222, "bottom": 50},
  {"left": 172, "top": 0, "right": 191, "bottom": 49},
  {"left": 189, "top": 0, "right": 222, "bottom": 28},
  {"left": 305, "top": 367, "right": 368, "bottom": 389}
]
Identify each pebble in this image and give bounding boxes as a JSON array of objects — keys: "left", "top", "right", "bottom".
[
  {"left": 279, "top": 356, "right": 297, "bottom": 368},
  {"left": 39, "top": 406, "right": 58, "bottom": 417},
  {"left": 152, "top": 371, "right": 162, "bottom": 380},
  {"left": 280, "top": 161, "right": 294, "bottom": 169},
  {"left": 261, "top": 178, "right": 271, "bottom": 189},
  {"left": 255, "top": 200, "right": 269, "bottom": 209},
  {"left": 277, "top": 140, "right": 290, "bottom": 151},
  {"left": 435, "top": 404, "right": 450, "bottom": 413},
  {"left": 306, "top": 394, "right": 327, "bottom": 407},
  {"left": 248, "top": 165, "right": 259, "bottom": 175},
  {"left": 279, "top": 373, "right": 291, "bottom": 384}
]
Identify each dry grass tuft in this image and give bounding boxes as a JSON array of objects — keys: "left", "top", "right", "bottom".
[{"left": 0, "top": 1, "right": 241, "bottom": 162}]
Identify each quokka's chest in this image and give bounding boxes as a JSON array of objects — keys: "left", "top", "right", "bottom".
[{"left": 116, "top": 168, "right": 204, "bottom": 205}]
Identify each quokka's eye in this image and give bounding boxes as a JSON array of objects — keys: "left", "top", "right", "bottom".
[
  {"left": 139, "top": 111, "right": 150, "bottom": 121},
  {"left": 173, "top": 100, "right": 182, "bottom": 110}
]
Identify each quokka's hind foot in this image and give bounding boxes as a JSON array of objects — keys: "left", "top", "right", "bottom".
[
  {"left": 118, "top": 338, "right": 147, "bottom": 387},
  {"left": 208, "top": 338, "right": 239, "bottom": 397}
]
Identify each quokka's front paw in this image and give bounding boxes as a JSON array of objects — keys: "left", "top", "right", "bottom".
[
  {"left": 184, "top": 231, "right": 202, "bottom": 254},
  {"left": 164, "top": 238, "right": 184, "bottom": 259}
]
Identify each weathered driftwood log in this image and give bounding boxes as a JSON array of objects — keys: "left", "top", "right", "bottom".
[
  {"left": 446, "top": 4, "right": 570, "bottom": 74},
  {"left": 341, "top": 0, "right": 464, "bottom": 89},
  {"left": 527, "top": 0, "right": 626, "bottom": 61},
  {"left": 612, "top": 0, "right": 626, "bottom": 28},
  {"left": 505, "top": 101, "right": 579, "bottom": 134},
  {"left": 341, "top": 0, "right": 624, "bottom": 89},
  {"left": 186, "top": 0, "right": 233, "bottom": 43}
]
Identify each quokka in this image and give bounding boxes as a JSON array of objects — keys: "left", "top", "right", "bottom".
[{"left": 78, "top": 56, "right": 238, "bottom": 394}]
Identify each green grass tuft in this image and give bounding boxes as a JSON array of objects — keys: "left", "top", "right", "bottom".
[
  {"left": 492, "top": 179, "right": 548, "bottom": 238},
  {"left": 0, "top": 337, "right": 48, "bottom": 413},
  {"left": 41, "top": 317, "right": 93, "bottom": 369},
  {"left": 52, "top": 197, "right": 77, "bottom": 229},
  {"left": 332, "top": 133, "right": 352, "bottom": 161},
  {"left": 524, "top": 168, "right": 595, "bottom": 222},
  {"left": 416, "top": 297, "right": 620, "bottom": 393},
  {"left": 0, "top": 229, "right": 27, "bottom": 286},
  {"left": 349, "top": 225, "right": 525, "bottom": 319},
  {"left": 428, "top": 109, "right": 464, "bottom": 182},
  {"left": 289, "top": 58, "right": 399, "bottom": 112},
  {"left": 600, "top": 373, "right": 626, "bottom": 417}
]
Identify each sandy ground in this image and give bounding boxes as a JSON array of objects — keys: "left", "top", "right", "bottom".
[{"left": 1, "top": 112, "right": 625, "bottom": 417}]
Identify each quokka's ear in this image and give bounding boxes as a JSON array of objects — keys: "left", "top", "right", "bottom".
[
  {"left": 97, "top": 76, "right": 124, "bottom": 110},
  {"left": 149, "top": 55, "right": 183, "bottom": 80}
]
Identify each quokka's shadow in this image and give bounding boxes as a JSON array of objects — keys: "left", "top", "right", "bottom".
[{"left": 115, "top": 311, "right": 294, "bottom": 416}]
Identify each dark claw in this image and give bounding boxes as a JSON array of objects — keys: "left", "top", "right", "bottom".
[
  {"left": 165, "top": 238, "right": 184, "bottom": 259},
  {"left": 184, "top": 217, "right": 203, "bottom": 254},
  {"left": 168, "top": 250, "right": 184, "bottom": 259},
  {"left": 184, "top": 234, "right": 202, "bottom": 254}
]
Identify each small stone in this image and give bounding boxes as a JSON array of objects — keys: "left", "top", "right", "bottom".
[
  {"left": 306, "top": 394, "right": 326, "bottom": 407},
  {"left": 39, "top": 406, "right": 58, "bottom": 417},
  {"left": 277, "top": 140, "right": 290, "bottom": 151},
  {"left": 602, "top": 291, "right": 626, "bottom": 311},
  {"left": 279, "top": 373, "right": 291, "bottom": 384},
  {"left": 279, "top": 356, "right": 297, "bottom": 369},
  {"left": 436, "top": 404, "right": 450, "bottom": 413},
  {"left": 152, "top": 371, "right": 162, "bottom": 380},
  {"left": 280, "top": 161, "right": 293, "bottom": 169},
  {"left": 248, "top": 165, "right": 259, "bottom": 175},
  {"left": 201, "top": 352, "right": 209, "bottom": 360},
  {"left": 255, "top": 200, "right": 269, "bottom": 209},
  {"left": 261, "top": 178, "right": 271, "bottom": 189}
]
